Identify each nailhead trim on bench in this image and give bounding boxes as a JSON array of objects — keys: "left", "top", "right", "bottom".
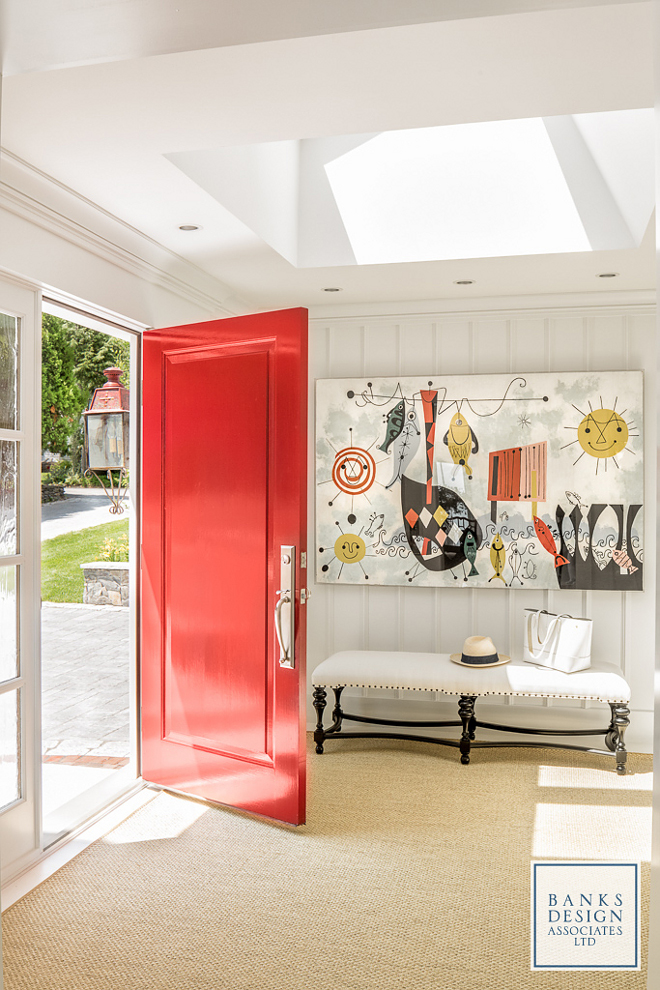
[{"left": 315, "top": 682, "right": 629, "bottom": 702}]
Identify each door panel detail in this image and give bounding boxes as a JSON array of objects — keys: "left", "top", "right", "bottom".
[{"left": 163, "top": 346, "right": 271, "bottom": 762}]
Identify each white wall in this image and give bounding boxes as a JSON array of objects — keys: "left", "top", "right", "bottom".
[{"left": 306, "top": 303, "right": 656, "bottom": 753}]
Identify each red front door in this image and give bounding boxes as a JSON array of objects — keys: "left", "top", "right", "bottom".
[{"left": 140, "top": 308, "right": 307, "bottom": 825}]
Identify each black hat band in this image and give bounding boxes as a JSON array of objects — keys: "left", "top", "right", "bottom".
[{"left": 460, "top": 652, "right": 499, "bottom": 665}]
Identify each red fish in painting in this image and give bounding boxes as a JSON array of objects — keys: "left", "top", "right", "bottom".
[
  {"left": 533, "top": 516, "right": 569, "bottom": 568},
  {"left": 611, "top": 548, "right": 639, "bottom": 575}
]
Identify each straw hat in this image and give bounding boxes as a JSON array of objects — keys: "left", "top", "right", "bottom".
[{"left": 450, "top": 635, "right": 510, "bottom": 668}]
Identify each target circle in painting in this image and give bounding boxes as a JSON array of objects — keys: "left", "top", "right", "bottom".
[{"left": 331, "top": 446, "right": 377, "bottom": 495}]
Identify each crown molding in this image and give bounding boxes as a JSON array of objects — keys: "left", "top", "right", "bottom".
[
  {"left": 0, "top": 148, "right": 249, "bottom": 318},
  {"left": 309, "top": 291, "right": 656, "bottom": 322}
]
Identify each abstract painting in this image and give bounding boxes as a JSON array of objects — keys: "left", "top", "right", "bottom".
[{"left": 315, "top": 372, "right": 643, "bottom": 590}]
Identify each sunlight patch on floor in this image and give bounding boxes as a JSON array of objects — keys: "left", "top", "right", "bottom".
[
  {"left": 537, "top": 765, "right": 653, "bottom": 791},
  {"left": 103, "top": 793, "right": 207, "bottom": 844},
  {"left": 532, "top": 803, "right": 651, "bottom": 860},
  {"left": 42, "top": 764, "right": 116, "bottom": 818}
]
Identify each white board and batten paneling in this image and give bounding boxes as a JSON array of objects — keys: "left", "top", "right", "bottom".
[{"left": 306, "top": 304, "right": 656, "bottom": 752}]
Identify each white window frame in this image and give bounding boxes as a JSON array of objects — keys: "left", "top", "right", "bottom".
[{"left": 0, "top": 275, "right": 148, "bottom": 887}]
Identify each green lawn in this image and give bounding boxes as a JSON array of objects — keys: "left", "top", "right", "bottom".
[{"left": 42, "top": 519, "right": 129, "bottom": 603}]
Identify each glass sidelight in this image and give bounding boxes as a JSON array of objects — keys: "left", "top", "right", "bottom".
[
  {"left": 0, "top": 279, "right": 40, "bottom": 885},
  {"left": 0, "top": 311, "right": 21, "bottom": 816}
]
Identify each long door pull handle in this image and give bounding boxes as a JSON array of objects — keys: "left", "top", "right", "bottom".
[
  {"left": 274, "top": 589, "right": 291, "bottom": 664},
  {"left": 276, "top": 546, "right": 296, "bottom": 668}
]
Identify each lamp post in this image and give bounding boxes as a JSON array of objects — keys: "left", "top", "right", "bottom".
[{"left": 82, "top": 367, "right": 130, "bottom": 514}]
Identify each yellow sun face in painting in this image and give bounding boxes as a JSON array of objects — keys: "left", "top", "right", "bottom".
[
  {"left": 577, "top": 409, "right": 628, "bottom": 459},
  {"left": 334, "top": 533, "right": 366, "bottom": 563},
  {"left": 563, "top": 398, "right": 637, "bottom": 474}
]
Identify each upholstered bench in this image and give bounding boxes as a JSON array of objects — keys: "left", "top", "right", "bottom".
[{"left": 312, "top": 651, "right": 632, "bottom": 774}]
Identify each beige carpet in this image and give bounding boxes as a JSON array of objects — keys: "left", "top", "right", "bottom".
[{"left": 2, "top": 738, "right": 652, "bottom": 989}]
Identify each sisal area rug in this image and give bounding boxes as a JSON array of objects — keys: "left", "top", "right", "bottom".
[{"left": 2, "top": 738, "right": 652, "bottom": 989}]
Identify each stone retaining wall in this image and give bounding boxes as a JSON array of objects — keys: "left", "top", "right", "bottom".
[
  {"left": 41, "top": 484, "right": 66, "bottom": 503},
  {"left": 81, "top": 562, "right": 129, "bottom": 606}
]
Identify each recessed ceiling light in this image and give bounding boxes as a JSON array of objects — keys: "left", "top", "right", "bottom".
[
  {"left": 454, "top": 279, "right": 475, "bottom": 285},
  {"left": 597, "top": 272, "right": 619, "bottom": 278},
  {"left": 323, "top": 287, "right": 342, "bottom": 292},
  {"left": 178, "top": 224, "right": 201, "bottom": 231}
]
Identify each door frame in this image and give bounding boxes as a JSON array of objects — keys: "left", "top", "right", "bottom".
[
  {"left": 39, "top": 296, "right": 145, "bottom": 844},
  {"left": 0, "top": 272, "right": 41, "bottom": 884},
  {"left": 0, "top": 273, "right": 148, "bottom": 887}
]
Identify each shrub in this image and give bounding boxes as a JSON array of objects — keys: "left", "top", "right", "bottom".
[
  {"left": 48, "top": 459, "right": 72, "bottom": 484},
  {"left": 95, "top": 535, "right": 129, "bottom": 562}
]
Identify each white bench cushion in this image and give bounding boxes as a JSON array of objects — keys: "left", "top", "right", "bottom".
[{"left": 312, "top": 651, "right": 631, "bottom": 704}]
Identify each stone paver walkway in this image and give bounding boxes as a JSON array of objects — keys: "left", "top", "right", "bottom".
[{"left": 41, "top": 602, "right": 131, "bottom": 765}]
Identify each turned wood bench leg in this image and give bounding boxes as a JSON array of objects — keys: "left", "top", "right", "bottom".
[
  {"left": 607, "top": 702, "right": 630, "bottom": 775},
  {"left": 313, "top": 686, "right": 345, "bottom": 753},
  {"left": 459, "top": 695, "right": 477, "bottom": 765},
  {"left": 331, "top": 686, "right": 344, "bottom": 733},
  {"left": 313, "top": 686, "right": 327, "bottom": 753}
]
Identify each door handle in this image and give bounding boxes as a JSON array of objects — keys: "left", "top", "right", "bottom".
[
  {"left": 274, "top": 589, "right": 291, "bottom": 664},
  {"left": 276, "top": 546, "right": 295, "bottom": 668}
]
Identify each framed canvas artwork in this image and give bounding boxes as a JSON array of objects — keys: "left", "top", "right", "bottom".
[{"left": 315, "top": 372, "right": 643, "bottom": 591}]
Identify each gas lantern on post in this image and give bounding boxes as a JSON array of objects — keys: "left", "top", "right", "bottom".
[{"left": 82, "top": 367, "right": 130, "bottom": 514}]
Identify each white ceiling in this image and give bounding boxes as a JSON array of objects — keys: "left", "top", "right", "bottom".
[
  {"left": 0, "top": 1, "right": 655, "bottom": 312},
  {"left": 1, "top": 0, "right": 646, "bottom": 75}
]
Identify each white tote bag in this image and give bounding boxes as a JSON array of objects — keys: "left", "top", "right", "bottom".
[{"left": 523, "top": 609, "right": 592, "bottom": 673}]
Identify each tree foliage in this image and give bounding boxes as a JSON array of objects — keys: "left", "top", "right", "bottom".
[
  {"left": 41, "top": 315, "right": 80, "bottom": 454},
  {"left": 68, "top": 325, "right": 129, "bottom": 398},
  {"left": 41, "top": 315, "right": 130, "bottom": 457}
]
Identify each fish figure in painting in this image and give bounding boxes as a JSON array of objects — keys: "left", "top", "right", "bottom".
[
  {"left": 385, "top": 411, "right": 421, "bottom": 489},
  {"left": 565, "top": 490, "right": 587, "bottom": 512},
  {"left": 443, "top": 411, "right": 478, "bottom": 479},
  {"left": 533, "top": 515, "right": 570, "bottom": 569},
  {"left": 509, "top": 543, "right": 524, "bottom": 586},
  {"left": 378, "top": 400, "right": 406, "bottom": 452},
  {"left": 612, "top": 547, "right": 639, "bottom": 576},
  {"left": 489, "top": 533, "right": 507, "bottom": 585},
  {"left": 365, "top": 512, "right": 385, "bottom": 538},
  {"left": 463, "top": 530, "right": 479, "bottom": 576}
]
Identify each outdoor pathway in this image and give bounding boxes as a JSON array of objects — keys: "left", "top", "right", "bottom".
[
  {"left": 41, "top": 602, "right": 131, "bottom": 765},
  {"left": 41, "top": 487, "right": 132, "bottom": 541}
]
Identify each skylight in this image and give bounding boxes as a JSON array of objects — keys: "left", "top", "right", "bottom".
[
  {"left": 324, "top": 118, "right": 593, "bottom": 264},
  {"left": 167, "top": 108, "right": 653, "bottom": 268}
]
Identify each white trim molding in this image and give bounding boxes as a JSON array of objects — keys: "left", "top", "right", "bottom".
[
  {"left": 0, "top": 148, "right": 249, "bottom": 319},
  {"left": 310, "top": 294, "right": 656, "bottom": 322}
]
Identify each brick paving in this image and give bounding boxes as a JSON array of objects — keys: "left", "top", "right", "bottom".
[
  {"left": 42, "top": 749, "right": 129, "bottom": 774},
  {"left": 41, "top": 602, "right": 131, "bottom": 768}
]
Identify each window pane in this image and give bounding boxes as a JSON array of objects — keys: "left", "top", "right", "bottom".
[
  {"left": 0, "top": 566, "right": 18, "bottom": 682},
  {"left": 0, "top": 440, "right": 18, "bottom": 556},
  {"left": 0, "top": 313, "right": 18, "bottom": 431},
  {"left": 0, "top": 689, "right": 20, "bottom": 811},
  {"left": 87, "top": 413, "right": 128, "bottom": 470}
]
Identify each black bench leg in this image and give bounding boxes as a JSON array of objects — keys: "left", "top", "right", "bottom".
[
  {"left": 331, "top": 686, "right": 344, "bottom": 733},
  {"left": 313, "top": 686, "right": 327, "bottom": 753},
  {"left": 608, "top": 702, "right": 630, "bottom": 775},
  {"left": 459, "top": 695, "right": 477, "bottom": 765}
]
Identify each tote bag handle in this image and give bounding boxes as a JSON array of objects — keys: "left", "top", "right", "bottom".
[{"left": 526, "top": 610, "right": 570, "bottom": 660}]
